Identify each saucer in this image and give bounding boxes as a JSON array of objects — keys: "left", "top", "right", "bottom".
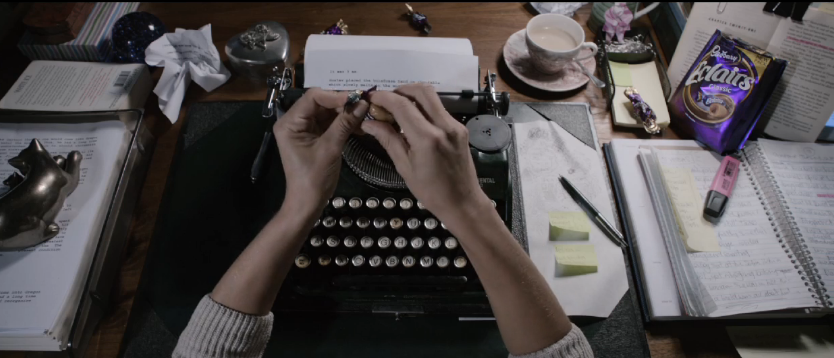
[{"left": 503, "top": 29, "right": 597, "bottom": 92}]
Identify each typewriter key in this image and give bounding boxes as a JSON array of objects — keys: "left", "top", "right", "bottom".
[
  {"left": 366, "top": 197, "right": 380, "bottom": 209},
  {"left": 441, "top": 222, "right": 447, "bottom": 230},
  {"left": 386, "top": 255, "right": 399, "bottom": 267},
  {"left": 332, "top": 197, "right": 346, "bottom": 209},
  {"left": 390, "top": 217, "right": 403, "bottom": 230},
  {"left": 360, "top": 236, "right": 374, "bottom": 248},
  {"left": 369, "top": 255, "right": 382, "bottom": 267},
  {"left": 378, "top": 236, "right": 391, "bottom": 249},
  {"left": 411, "top": 237, "right": 424, "bottom": 249},
  {"left": 356, "top": 217, "right": 370, "bottom": 228},
  {"left": 416, "top": 200, "right": 426, "bottom": 210},
  {"left": 383, "top": 197, "right": 396, "bottom": 209},
  {"left": 420, "top": 256, "right": 434, "bottom": 268},
  {"left": 318, "top": 255, "right": 332, "bottom": 266},
  {"left": 339, "top": 216, "right": 353, "bottom": 228},
  {"left": 407, "top": 218, "right": 420, "bottom": 230},
  {"left": 295, "top": 254, "right": 311, "bottom": 268},
  {"left": 344, "top": 236, "right": 357, "bottom": 248},
  {"left": 424, "top": 218, "right": 438, "bottom": 230},
  {"left": 428, "top": 237, "right": 441, "bottom": 249},
  {"left": 491, "top": 200, "right": 497, "bottom": 208},
  {"left": 349, "top": 197, "right": 363, "bottom": 209},
  {"left": 436, "top": 256, "right": 449, "bottom": 268},
  {"left": 335, "top": 255, "right": 349, "bottom": 266},
  {"left": 402, "top": 255, "right": 416, "bottom": 268},
  {"left": 322, "top": 216, "right": 336, "bottom": 228},
  {"left": 373, "top": 217, "right": 387, "bottom": 229},
  {"left": 394, "top": 236, "right": 408, "bottom": 249},
  {"left": 352, "top": 255, "right": 365, "bottom": 267},
  {"left": 326, "top": 236, "right": 340, "bottom": 247},
  {"left": 454, "top": 256, "right": 468, "bottom": 268},
  {"left": 310, "top": 236, "right": 324, "bottom": 247},
  {"left": 313, "top": 219, "right": 320, "bottom": 227},
  {"left": 445, "top": 237, "right": 458, "bottom": 250},
  {"left": 400, "top": 198, "right": 413, "bottom": 210}
]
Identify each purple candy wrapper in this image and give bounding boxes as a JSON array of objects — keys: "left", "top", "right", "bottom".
[{"left": 669, "top": 30, "right": 787, "bottom": 154}]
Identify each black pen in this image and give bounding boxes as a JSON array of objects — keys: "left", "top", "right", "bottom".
[{"left": 559, "top": 176, "right": 627, "bottom": 248}]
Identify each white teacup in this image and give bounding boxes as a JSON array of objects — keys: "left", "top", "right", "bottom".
[{"left": 526, "top": 14, "right": 598, "bottom": 75}]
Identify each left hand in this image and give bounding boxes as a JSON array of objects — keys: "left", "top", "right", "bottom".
[{"left": 273, "top": 88, "right": 368, "bottom": 214}]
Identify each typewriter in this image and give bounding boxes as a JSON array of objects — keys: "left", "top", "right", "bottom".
[{"left": 262, "top": 67, "right": 514, "bottom": 316}]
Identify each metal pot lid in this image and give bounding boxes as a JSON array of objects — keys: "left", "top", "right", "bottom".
[{"left": 225, "top": 21, "right": 289, "bottom": 65}]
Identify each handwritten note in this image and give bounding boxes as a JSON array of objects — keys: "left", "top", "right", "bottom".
[
  {"left": 660, "top": 166, "right": 720, "bottom": 252},
  {"left": 548, "top": 212, "right": 592, "bottom": 241},
  {"left": 727, "top": 325, "right": 834, "bottom": 358},
  {"left": 554, "top": 245, "right": 598, "bottom": 276}
]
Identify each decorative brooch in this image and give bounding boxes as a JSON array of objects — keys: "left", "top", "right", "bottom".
[
  {"left": 405, "top": 3, "right": 432, "bottom": 34},
  {"left": 624, "top": 87, "right": 661, "bottom": 134},
  {"left": 322, "top": 19, "right": 349, "bottom": 35},
  {"left": 240, "top": 23, "right": 281, "bottom": 51},
  {"left": 346, "top": 86, "right": 395, "bottom": 123}
]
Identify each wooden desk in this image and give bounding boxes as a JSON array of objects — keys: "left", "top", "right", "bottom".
[{"left": 0, "top": 3, "right": 740, "bottom": 358}]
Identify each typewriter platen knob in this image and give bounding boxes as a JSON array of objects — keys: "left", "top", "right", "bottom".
[
  {"left": 318, "top": 255, "right": 332, "bottom": 266},
  {"left": 428, "top": 237, "right": 441, "bottom": 249},
  {"left": 366, "top": 197, "right": 380, "bottom": 209},
  {"left": 310, "top": 236, "right": 324, "bottom": 247},
  {"left": 386, "top": 255, "right": 399, "bottom": 267},
  {"left": 420, "top": 256, "right": 434, "bottom": 268},
  {"left": 378, "top": 236, "right": 392, "bottom": 249},
  {"left": 466, "top": 114, "right": 511, "bottom": 153},
  {"left": 407, "top": 218, "right": 421, "bottom": 230},
  {"left": 402, "top": 255, "right": 416, "bottom": 268},
  {"left": 383, "top": 197, "right": 397, "bottom": 209},
  {"left": 445, "top": 237, "right": 459, "bottom": 250},
  {"left": 400, "top": 198, "right": 413, "bottom": 210},
  {"left": 394, "top": 236, "right": 408, "bottom": 249},
  {"left": 356, "top": 217, "right": 370, "bottom": 229},
  {"left": 436, "top": 256, "right": 449, "bottom": 268},
  {"left": 349, "top": 197, "right": 363, "bottom": 209},
  {"left": 369, "top": 255, "right": 382, "bottom": 267},
  {"left": 335, "top": 255, "right": 349, "bottom": 266},
  {"left": 295, "top": 254, "right": 311, "bottom": 268},
  {"left": 411, "top": 237, "right": 424, "bottom": 249},
  {"left": 332, "top": 197, "right": 346, "bottom": 209},
  {"left": 344, "top": 236, "right": 357, "bottom": 248},
  {"left": 360, "top": 236, "right": 374, "bottom": 249},
  {"left": 352, "top": 255, "right": 365, "bottom": 267},
  {"left": 454, "top": 256, "right": 468, "bottom": 268},
  {"left": 424, "top": 218, "right": 438, "bottom": 230}
]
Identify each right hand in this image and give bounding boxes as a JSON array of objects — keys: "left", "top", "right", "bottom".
[{"left": 362, "top": 84, "right": 492, "bottom": 221}]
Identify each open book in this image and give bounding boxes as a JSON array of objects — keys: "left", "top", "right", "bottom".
[
  {"left": 667, "top": 3, "right": 834, "bottom": 142},
  {"left": 608, "top": 138, "right": 833, "bottom": 320},
  {"left": 0, "top": 121, "right": 130, "bottom": 350}
]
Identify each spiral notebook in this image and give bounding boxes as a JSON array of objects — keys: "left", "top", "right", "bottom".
[{"left": 605, "top": 138, "right": 834, "bottom": 320}]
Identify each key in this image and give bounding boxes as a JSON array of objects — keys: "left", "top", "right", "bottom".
[
  {"left": 400, "top": 198, "right": 413, "bottom": 210},
  {"left": 360, "top": 236, "right": 374, "bottom": 249},
  {"left": 318, "top": 255, "right": 332, "bottom": 266},
  {"left": 295, "top": 254, "right": 311, "bottom": 268},
  {"left": 394, "top": 236, "right": 408, "bottom": 249},
  {"left": 335, "top": 255, "right": 349, "bottom": 266},
  {"left": 322, "top": 216, "right": 336, "bottom": 228},
  {"left": 416, "top": 200, "right": 426, "bottom": 210},
  {"left": 313, "top": 219, "right": 320, "bottom": 228},
  {"left": 407, "top": 218, "right": 421, "bottom": 230},
  {"left": 378, "top": 236, "right": 391, "bottom": 249},
  {"left": 428, "top": 237, "right": 441, "bottom": 249},
  {"left": 352, "top": 255, "right": 365, "bottom": 267},
  {"left": 332, "top": 197, "right": 346, "bottom": 209},
  {"left": 390, "top": 217, "right": 403, "bottom": 230},
  {"left": 326, "top": 236, "right": 340, "bottom": 247},
  {"left": 424, "top": 218, "right": 438, "bottom": 230},
  {"left": 411, "top": 237, "right": 424, "bottom": 249},
  {"left": 357, "top": 217, "right": 370, "bottom": 228},
  {"left": 310, "top": 236, "right": 324, "bottom": 247},
  {"left": 339, "top": 217, "right": 353, "bottom": 228},
  {"left": 383, "top": 197, "right": 396, "bottom": 209},
  {"left": 402, "top": 255, "right": 416, "bottom": 268},
  {"left": 343, "top": 236, "right": 357, "bottom": 248},
  {"left": 454, "top": 256, "right": 468, "bottom": 268},
  {"left": 349, "top": 197, "right": 362, "bottom": 209},
  {"left": 373, "top": 217, "right": 387, "bottom": 229},
  {"left": 445, "top": 237, "right": 458, "bottom": 250},
  {"left": 436, "top": 256, "right": 449, "bottom": 268},
  {"left": 369, "top": 255, "right": 382, "bottom": 267},
  {"left": 420, "top": 256, "right": 434, "bottom": 268},
  {"left": 386, "top": 255, "right": 399, "bottom": 267},
  {"left": 366, "top": 197, "right": 380, "bottom": 209}
]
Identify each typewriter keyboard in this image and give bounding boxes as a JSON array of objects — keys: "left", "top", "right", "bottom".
[{"left": 291, "top": 195, "right": 503, "bottom": 293}]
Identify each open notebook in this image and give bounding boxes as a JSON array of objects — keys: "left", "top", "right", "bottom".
[{"left": 606, "top": 138, "right": 833, "bottom": 320}]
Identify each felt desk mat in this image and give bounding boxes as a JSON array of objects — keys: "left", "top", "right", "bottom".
[{"left": 120, "top": 101, "right": 650, "bottom": 358}]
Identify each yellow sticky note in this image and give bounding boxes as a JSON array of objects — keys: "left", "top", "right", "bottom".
[
  {"left": 820, "top": 3, "right": 834, "bottom": 16},
  {"left": 548, "top": 212, "right": 592, "bottom": 241},
  {"left": 660, "top": 166, "right": 721, "bottom": 252},
  {"left": 554, "top": 244, "right": 598, "bottom": 276},
  {"left": 609, "top": 61, "right": 633, "bottom": 87}
]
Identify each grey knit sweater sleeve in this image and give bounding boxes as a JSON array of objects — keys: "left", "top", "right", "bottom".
[{"left": 172, "top": 295, "right": 594, "bottom": 358}]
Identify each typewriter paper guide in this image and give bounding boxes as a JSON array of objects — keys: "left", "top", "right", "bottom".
[
  {"left": 514, "top": 119, "right": 628, "bottom": 317},
  {"left": 303, "top": 35, "right": 478, "bottom": 113}
]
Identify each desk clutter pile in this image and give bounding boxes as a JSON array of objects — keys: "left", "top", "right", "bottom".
[{"left": 0, "top": 2, "right": 833, "bottom": 357}]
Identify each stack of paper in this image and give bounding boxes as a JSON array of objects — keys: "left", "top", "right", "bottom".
[
  {"left": 303, "top": 35, "right": 479, "bottom": 112},
  {"left": 0, "top": 121, "right": 130, "bottom": 351}
]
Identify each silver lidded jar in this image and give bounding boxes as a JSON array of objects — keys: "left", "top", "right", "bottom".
[{"left": 225, "top": 21, "right": 289, "bottom": 79}]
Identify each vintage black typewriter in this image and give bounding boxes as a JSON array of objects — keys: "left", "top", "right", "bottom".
[{"left": 260, "top": 67, "right": 516, "bottom": 316}]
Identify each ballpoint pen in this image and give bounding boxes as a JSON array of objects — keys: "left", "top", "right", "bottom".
[
  {"left": 251, "top": 67, "right": 291, "bottom": 184},
  {"left": 559, "top": 176, "right": 627, "bottom": 248}
]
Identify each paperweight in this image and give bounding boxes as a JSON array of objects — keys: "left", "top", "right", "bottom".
[{"left": 111, "top": 12, "right": 167, "bottom": 63}]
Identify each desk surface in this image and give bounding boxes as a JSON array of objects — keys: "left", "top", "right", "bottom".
[{"left": 0, "top": 3, "right": 742, "bottom": 358}]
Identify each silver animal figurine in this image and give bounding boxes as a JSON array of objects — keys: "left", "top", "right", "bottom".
[{"left": 0, "top": 139, "right": 82, "bottom": 250}]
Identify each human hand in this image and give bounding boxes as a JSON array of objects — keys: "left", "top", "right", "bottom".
[
  {"left": 273, "top": 88, "right": 368, "bottom": 214},
  {"left": 361, "top": 84, "right": 491, "bottom": 222}
]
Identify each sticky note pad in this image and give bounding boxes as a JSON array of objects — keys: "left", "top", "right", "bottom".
[
  {"left": 609, "top": 61, "right": 633, "bottom": 87},
  {"left": 549, "top": 212, "right": 592, "bottom": 241},
  {"left": 554, "top": 244, "right": 598, "bottom": 276},
  {"left": 660, "top": 166, "right": 721, "bottom": 252}
]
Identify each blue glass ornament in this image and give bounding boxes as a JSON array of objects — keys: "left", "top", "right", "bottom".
[{"left": 111, "top": 12, "right": 167, "bottom": 63}]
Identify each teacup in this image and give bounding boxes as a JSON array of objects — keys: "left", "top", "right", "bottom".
[{"left": 526, "top": 14, "right": 598, "bottom": 75}]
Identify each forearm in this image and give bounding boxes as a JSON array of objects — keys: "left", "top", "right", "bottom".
[
  {"left": 210, "top": 196, "right": 320, "bottom": 315},
  {"left": 442, "top": 194, "right": 573, "bottom": 356}
]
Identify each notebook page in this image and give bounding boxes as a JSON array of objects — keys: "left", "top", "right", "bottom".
[
  {"left": 758, "top": 139, "right": 834, "bottom": 299},
  {"left": 0, "top": 121, "right": 129, "bottom": 337},
  {"left": 654, "top": 148, "right": 818, "bottom": 316}
]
